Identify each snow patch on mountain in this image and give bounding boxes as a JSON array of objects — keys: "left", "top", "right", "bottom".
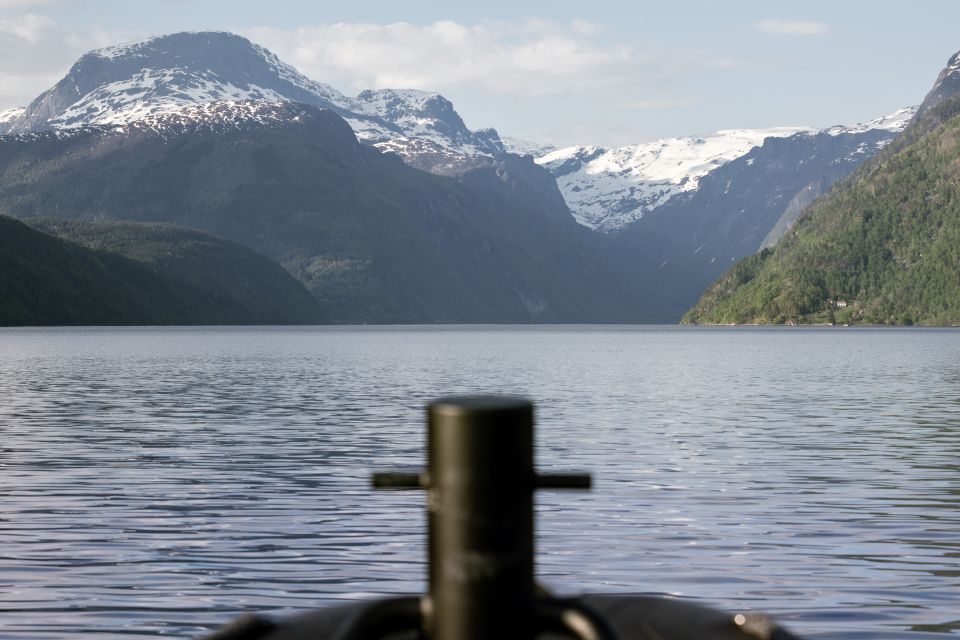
[
  {"left": 351, "top": 88, "right": 441, "bottom": 121},
  {"left": 538, "top": 107, "right": 917, "bottom": 232},
  {"left": 50, "top": 68, "right": 292, "bottom": 128},
  {"left": 0, "top": 107, "right": 24, "bottom": 134},
  {"left": 116, "top": 100, "right": 327, "bottom": 137},
  {"left": 824, "top": 106, "right": 917, "bottom": 136},
  {"left": 343, "top": 116, "right": 397, "bottom": 144},
  {"left": 0, "top": 107, "right": 24, "bottom": 123},
  {"left": 349, "top": 88, "right": 504, "bottom": 159},
  {"left": 0, "top": 101, "right": 347, "bottom": 147},
  {"left": 537, "top": 127, "right": 809, "bottom": 232}
]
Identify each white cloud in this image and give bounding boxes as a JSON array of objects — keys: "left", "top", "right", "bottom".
[
  {"left": 753, "top": 19, "right": 831, "bottom": 36},
  {"left": 240, "top": 19, "right": 728, "bottom": 98},
  {"left": 0, "top": 16, "right": 742, "bottom": 146},
  {"left": 0, "top": 13, "right": 135, "bottom": 105}
]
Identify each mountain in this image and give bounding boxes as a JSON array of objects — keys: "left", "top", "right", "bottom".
[
  {"left": 0, "top": 215, "right": 324, "bottom": 325},
  {"left": 3, "top": 30, "right": 946, "bottom": 325},
  {"left": 586, "top": 117, "right": 911, "bottom": 322},
  {"left": 0, "top": 101, "right": 640, "bottom": 323},
  {"left": 683, "top": 58, "right": 960, "bottom": 326},
  {"left": 500, "top": 136, "right": 557, "bottom": 158},
  {"left": 917, "top": 51, "right": 960, "bottom": 118},
  {"left": 536, "top": 127, "right": 808, "bottom": 232},
  {"left": 536, "top": 110, "right": 915, "bottom": 233},
  {"left": 347, "top": 88, "right": 504, "bottom": 174},
  {"left": 0, "top": 107, "right": 23, "bottom": 134},
  {"left": 3, "top": 31, "right": 504, "bottom": 175}
]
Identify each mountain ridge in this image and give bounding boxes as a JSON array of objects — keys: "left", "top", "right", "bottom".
[
  {"left": 3, "top": 31, "right": 504, "bottom": 176},
  {"left": 683, "top": 104, "right": 960, "bottom": 326},
  {"left": 1, "top": 30, "right": 919, "bottom": 234},
  {"left": 0, "top": 101, "right": 643, "bottom": 323},
  {"left": 536, "top": 108, "right": 916, "bottom": 233},
  {"left": 682, "top": 49, "right": 960, "bottom": 326}
]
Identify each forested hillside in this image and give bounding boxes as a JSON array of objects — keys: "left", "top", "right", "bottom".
[
  {"left": 1, "top": 216, "right": 324, "bottom": 325},
  {"left": 684, "top": 99, "right": 960, "bottom": 326}
]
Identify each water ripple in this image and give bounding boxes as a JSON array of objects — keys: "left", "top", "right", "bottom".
[{"left": 1, "top": 326, "right": 958, "bottom": 638}]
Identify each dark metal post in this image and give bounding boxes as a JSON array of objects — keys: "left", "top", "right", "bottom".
[
  {"left": 426, "top": 396, "right": 535, "bottom": 640},
  {"left": 372, "top": 396, "right": 591, "bottom": 640}
]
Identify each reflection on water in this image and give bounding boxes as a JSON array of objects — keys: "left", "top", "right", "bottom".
[{"left": 1, "top": 326, "right": 959, "bottom": 639}]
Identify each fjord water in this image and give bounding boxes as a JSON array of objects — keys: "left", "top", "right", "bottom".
[{"left": 1, "top": 326, "right": 958, "bottom": 639}]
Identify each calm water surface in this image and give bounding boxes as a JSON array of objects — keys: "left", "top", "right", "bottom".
[{"left": 0, "top": 326, "right": 958, "bottom": 639}]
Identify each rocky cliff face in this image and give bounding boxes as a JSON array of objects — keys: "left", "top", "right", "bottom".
[{"left": 917, "top": 50, "right": 960, "bottom": 118}]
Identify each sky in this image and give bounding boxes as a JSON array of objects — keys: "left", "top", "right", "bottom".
[{"left": 2, "top": 0, "right": 960, "bottom": 148}]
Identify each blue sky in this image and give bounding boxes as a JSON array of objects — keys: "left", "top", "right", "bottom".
[{"left": 2, "top": 0, "right": 960, "bottom": 147}]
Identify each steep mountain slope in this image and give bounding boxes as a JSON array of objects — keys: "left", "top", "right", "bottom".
[
  {"left": 917, "top": 51, "right": 960, "bottom": 118},
  {"left": 4, "top": 31, "right": 503, "bottom": 175},
  {"left": 683, "top": 97, "right": 960, "bottom": 326},
  {"left": 0, "top": 215, "right": 323, "bottom": 325},
  {"left": 602, "top": 125, "right": 904, "bottom": 322},
  {"left": 0, "top": 102, "right": 639, "bottom": 323}
]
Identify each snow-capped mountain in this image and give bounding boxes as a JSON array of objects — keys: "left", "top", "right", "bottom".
[
  {"left": 4, "top": 32, "right": 504, "bottom": 175},
  {"left": 537, "top": 127, "right": 809, "bottom": 232},
  {"left": 10, "top": 32, "right": 350, "bottom": 131},
  {"left": 0, "top": 107, "right": 24, "bottom": 134},
  {"left": 346, "top": 89, "right": 504, "bottom": 173},
  {"left": 822, "top": 106, "right": 917, "bottom": 136},
  {"left": 24, "top": 100, "right": 353, "bottom": 142},
  {"left": 0, "top": 96, "right": 642, "bottom": 323},
  {"left": 537, "top": 109, "right": 916, "bottom": 232}
]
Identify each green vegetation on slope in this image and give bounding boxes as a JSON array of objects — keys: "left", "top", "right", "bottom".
[
  {"left": 0, "top": 215, "right": 324, "bottom": 326},
  {"left": 0, "top": 108, "right": 641, "bottom": 323},
  {"left": 684, "top": 104, "right": 960, "bottom": 326},
  {"left": 27, "top": 218, "right": 324, "bottom": 324}
]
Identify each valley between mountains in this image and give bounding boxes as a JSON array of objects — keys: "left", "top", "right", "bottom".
[{"left": 2, "top": 31, "right": 959, "bottom": 325}]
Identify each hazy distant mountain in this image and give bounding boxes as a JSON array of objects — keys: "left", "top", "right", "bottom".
[
  {"left": 536, "top": 109, "right": 915, "bottom": 233},
  {"left": 500, "top": 136, "right": 557, "bottom": 158},
  {"left": 0, "top": 102, "right": 641, "bottom": 323},
  {"left": 537, "top": 127, "right": 809, "bottom": 232},
  {"left": 4, "top": 31, "right": 505, "bottom": 175},
  {"left": 0, "top": 107, "right": 24, "bottom": 134}
]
